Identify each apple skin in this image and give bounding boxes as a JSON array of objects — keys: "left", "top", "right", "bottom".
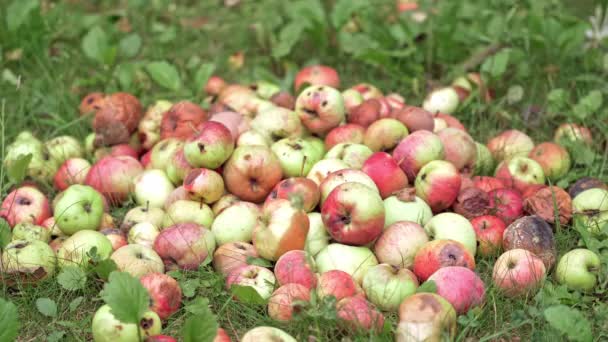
[
  {"left": 306, "top": 158, "right": 349, "bottom": 185},
  {"left": 211, "top": 201, "right": 260, "bottom": 245},
  {"left": 100, "top": 228, "right": 128, "bottom": 251},
  {"left": 383, "top": 191, "right": 433, "bottom": 227},
  {"left": 472, "top": 176, "right": 506, "bottom": 193},
  {"left": 556, "top": 248, "right": 601, "bottom": 291},
  {"left": 138, "top": 100, "right": 173, "bottom": 150},
  {"left": 348, "top": 99, "right": 381, "bottom": 128},
  {"left": 154, "top": 223, "right": 216, "bottom": 271},
  {"left": 568, "top": 177, "right": 607, "bottom": 198},
  {"left": 487, "top": 188, "right": 524, "bottom": 225},
  {"left": 268, "top": 283, "right": 311, "bottom": 322},
  {"left": 223, "top": 145, "right": 283, "bottom": 203},
  {"left": 94, "top": 144, "right": 139, "bottom": 161},
  {"left": 184, "top": 121, "right": 235, "bottom": 169},
  {"left": 121, "top": 206, "right": 165, "bottom": 232},
  {"left": 363, "top": 118, "right": 409, "bottom": 152},
  {"left": 213, "top": 328, "right": 231, "bottom": 342},
  {"left": 319, "top": 169, "right": 378, "bottom": 205},
  {"left": 572, "top": 188, "right": 608, "bottom": 234},
  {"left": 493, "top": 249, "right": 546, "bottom": 297},
  {"left": 305, "top": 212, "right": 329, "bottom": 256},
  {"left": 325, "top": 143, "right": 374, "bottom": 170},
  {"left": 266, "top": 177, "right": 320, "bottom": 213},
  {"left": 390, "top": 106, "right": 435, "bottom": 132},
  {"left": 294, "top": 65, "right": 340, "bottom": 91},
  {"left": 315, "top": 243, "right": 378, "bottom": 284},
  {"left": 226, "top": 264, "right": 277, "bottom": 301},
  {"left": 362, "top": 264, "right": 418, "bottom": 312},
  {"left": 487, "top": 129, "right": 534, "bottom": 162},
  {"left": 54, "top": 158, "right": 91, "bottom": 190},
  {"left": 374, "top": 221, "right": 429, "bottom": 269},
  {"left": 503, "top": 215, "right": 557, "bottom": 270},
  {"left": 325, "top": 124, "right": 366, "bottom": 150},
  {"left": 149, "top": 138, "right": 183, "bottom": 171},
  {"left": 160, "top": 100, "right": 207, "bottom": 140},
  {"left": 295, "top": 85, "right": 345, "bottom": 135},
  {"left": 128, "top": 222, "right": 160, "bottom": 248},
  {"left": 45, "top": 135, "right": 84, "bottom": 165},
  {"left": 1, "top": 240, "right": 56, "bottom": 284},
  {"left": 92, "top": 304, "right": 161, "bottom": 342},
  {"left": 212, "top": 242, "right": 258, "bottom": 276},
  {"left": 140, "top": 273, "right": 182, "bottom": 320},
  {"left": 528, "top": 142, "right": 571, "bottom": 181},
  {"left": 252, "top": 199, "right": 309, "bottom": 261},
  {"left": 161, "top": 200, "right": 214, "bottom": 229},
  {"left": 413, "top": 239, "right": 476, "bottom": 282},
  {"left": 321, "top": 182, "right": 385, "bottom": 246},
  {"left": 317, "top": 270, "right": 364, "bottom": 300},
  {"left": 11, "top": 222, "right": 51, "bottom": 242},
  {"left": 362, "top": 152, "right": 409, "bottom": 199},
  {"left": 271, "top": 137, "right": 324, "bottom": 177},
  {"left": 554, "top": 123, "right": 593, "bottom": 145},
  {"left": 274, "top": 250, "right": 317, "bottom": 289},
  {"left": 437, "top": 128, "right": 476, "bottom": 171},
  {"left": 85, "top": 156, "right": 144, "bottom": 204},
  {"left": 111, "top": 244, "right": 165, "bottom": 278},
  {"left": 212, "top": 194, "right": 240, "bottom": 215},
  {"left": 392, "top": 130, "right": 445, "bottom": 182},
  {"left": 342, "top": 89, "right": 364, "bottom": 113},
  {"left": 183, "top": 168, "right": 224, "bottom": 204},
  {"left": 495, "top": 157, "right": 545, "bottom": 192},
  {"left": 471, "top": 141, "right": 495, "bottom": 176},
  {"left": 470, "top": 215, "right": 506, "bottom": 257},
  {"left": 396, "top": 293, "right": 457, "bottom": 342},
  {"left": 241, "top": 326, "right": 296, "bottom": 342},
  {"left": 424, "top": 213, "right": 477, "bottom": 256},
  {"left": 336, "top": 296, "right": 385, "bottom": 333},
  {"left": 351, "top": 83, "right": 383, "bottom": 100},
  {"left": 209, "top": 111, "right": 250, "bottom": 141},
  {"left": 415, "top": 160, "right": 462, "bottom": 213},
  {"left": 57, "top": 230, "right": 113, "bottom": 268},
  {"left": 422, "top": 87, "right": 459, "bottom": 114},
  {"left": 146, "top": 336, "right": 177, "bottom": 342},
  {"left": 134, "top": 169, "right": 175, "bottom": 208},
  {"left": 250, "top": 107, "right": 304, "bottom": 145},
  {"left": 1, "top": 186, "right": 51, "bottom": 227},
  {"left": 427, "top": 266, "right": 485, "bottom": 314}
]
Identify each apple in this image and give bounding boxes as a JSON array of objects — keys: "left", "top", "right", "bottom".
[
  {"left": 241, "top": 327, "right": 296, "bottom": 342},
  {"left": 374, "top": 221, "right": 429, "bottom": 269},
  {"left": 100, "top": 228, "right": 128, "bottom": 251},
  {"left": 226, "top": 265, "right": 276, "bottom": 300},
  {"left": 140, "top": 273, "right": 182, "bottom": 320},
  {"left": 253, "top": 199, "right": 309, "bottom": 261},
  {"left": 205, "top": 76, "right": 227, "bottom": 95},
  {"left": 149, "top": 138, "right": 184, "bottom": 170},
  {"left": 554, "top": 123, "right": 593, "bottom": 145},
  {"left": 348, "top": 99, "right": 381, "bottom": 128},
  {"left": 0, "top": 186, "right": 51, "bottom": 227},
  {"left": 133, "top": 170, "right": 175, "bottom": 208},
  {"left": 304, "top": 212, "right": 329, "bottom": 256},
  {"left": 268, "top": 283, "right": 311, "bottom": 321},
  {"left": 160, "top": 100, "right": 207, "bottom": 140},
  {"left": 415, "top": 160, "right": 461, "bottom": 213},
  {"left": 427, "top": 266, "right": 485, "bottom": 314},
  {"left": 223, "top": 145, "right": 283, "bottom": 203},
  {"left": 209, "top": 111, "right": 250, "bottom": 141},
  {"left": 11, "top": 223, "right": 51, "bottom": 242},
  {"left": 495, "top": 157, "right": 545, "bottom": 192},
  {"left": 487, "top": 188, "right": 523, "bottom": 225},
  {"left": 128, "top": 222, "right": 160, "bottom": 248},
  {"left": 433, "top": 118, "right": 448, "bottom": 132},
  {"left": 336, "top": 296, "right": 385, "bottom": 332},
  {"left": 319, "top": 169, "right": 378, "bottom": 204},
  {"left": 523, "top": 186, "right": 572, "bottom": 225},
  {"left": 351, "top": 83, "right": 383, "bottom": 100},
  {"left": 162, "top": 200, "right": 214, "bottom": 228},
  {"left": 528, "top": 142, "right": 571, "bottom": 180},
  {"left": 556, "top": 248, "right": 601, "bottom": 291},
  {"left": 471, "top": 142, "right": 495, "bottom": 176},
  {"left": 392, "top": 130, "right": 445, "bottom": 181},
  {"left": 422, "top": 87, "right": 459, "bottom": 114},
  {"left": 54, "top": 158, "right": 91, "bottom": 190},
  {"left": 435, "top": 113, "right": 466, "bottom": 131},
  {"left": 363, "top": 118, "right": 409, "bottom": 152},
  {"left": 94, "top": 144, "right": 139, "bottom": 161},
  {"left": 85, "top": 156, "right": 144, "bottom": 204},
  {"left": 80, "top": 92, "right": 105, "bottom": 115},
  {"left": 325, "top": 124, "right": 365, "bottom": 150},
  {"left": 315, "top": 243, "right": 378, "bottom": 284},
  {"left": 503, "top": 215, "right": 557, "bottom": 269},
  {"left": 295, "top": 85, "right": 345, "bottom": 135},
  {"left": 4, "top": 131, "right": 57, "bottom": 183},
  {"left": 274, "top": 250, "right": 317, "bottom": 289},
  {"left": 362, "top": 264, "right": 418, "bottom": 311},
  {"left": 385, "top": 93, "right": 406, "bottom": 110},
  {"left": 322, "top": 182, "right": 384, "bottom": 245},
  {"left": 212, "top": 194, "right": 240, "bottom": 215},
  {"left": 92, "top": 304, "right": 161, "bottom": 342},
  {"left": 121, "top": 206, "right": 165, "bottom": 232},
  {"left": 154, "top": 223, "right": 216, "bottom": 270},
  {"left": 325, "top": 143, "right": 373, "bottom": 170},
  {"left": 294, "top": 65, "right": 340, "bottom": 91},
  {"left": 568, "top": 177, "right": 607, "bottom": 198},
  {"left": 271, "top": 91, "right": 296, "bottom": 110},
  {"left": 424, "top": 213, "right": 477, "bottom": 256},
  {"left": 266, "top": 177, "right": 320, "bottom": 213},
  {"left": 53, "top": 185, "right": 105, "bottom": 236},
  {"left": 470, "top": 215, "right": 506, "bottom": 257},
  {"left": 183, "top": 168, "right": 224, "bottom": 204},
  {"left": 391, "top": 106, "right": 435, "bottom": 132},
  {"left": 383, "top": 189, "right": 433, "bottom": 227},
  {"left": 213, "top": 242, "right": 258, "bottom": 276},
  {"left": 1, "top": 240, "right": 56, "bottom": 284},
  {"left": 57, "top": 230, "right": 113, "bottom": 268},
  {"left": 437, "top": 128, "right": 476, "bottom": 171},
  {"left": 211, "top": 201, "right": 260, "bottom": 245},
  {"left": 138, "top": 100, "right": 173, "bottom": 150},
  {"left": 493, "top": 249, "right": 546, "bottom": 297},
  {"left": 342, "top": 89, "right": 364, "bottom": 113},
  {"left": 317, "top": 269, "right": 364, "bottom": 301},
  {"left": 472, "top": 176, "right": 506, "bottom": 193},
  {"left": 46, "top": 135, "right": 84, "bottom": 165},
  {"left": 361, "top": 152, "right": 408, "bottom": 198},
  {"left": 165, "top": 149, "right": 193, "bottom": 185},
  {"left": 146, "top": 336, "right": 177, "bottom": 342},
  {"left": 413, "top": 239, "right": 475, "bottom": 282},
  {"left": 183, "top": 121, "right": 234, "bottom": 169},
  {"left": 271, "top": 137, "right": 324, "bottom": 177},
  {"left": 111, "top": 244, "right": 165, "bottom": 277},
  {"left": 396, "top": 293, "right": 457, "bottom": 342},
  {"left": 250, "top": 107, "right": 304, "bottom": 144},
  {"left": 486, "top": 129, "right": 534, "bottom": 162},
  {"left": 306, "top": 158, "right": 349, "bottom": 185},
  {"left": 452, "top": 187, "right": 489, "bottom": 219},
  {"left": 572, "top": 188, "right": 608, "bottom": 234}
]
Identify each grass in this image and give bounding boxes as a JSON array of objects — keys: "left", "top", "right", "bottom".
[{"left": 1, "top": 0, "right": 608, "bottom": 341}]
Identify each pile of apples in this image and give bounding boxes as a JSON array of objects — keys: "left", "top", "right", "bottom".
[{"left": 1, "top": 64, "right": 606, "bottom": 341}]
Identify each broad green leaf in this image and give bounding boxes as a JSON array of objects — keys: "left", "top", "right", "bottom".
[
  {"left": 57, "top": 265, "right": 87, "bottom": 291},
  {"left": 47, "top": 331, "right": 65, "bottom": 342},
  {"left": 0, "top": 298, "right": 19, "bottom": 341},
  {"left": 184, "top": 297, "right": 210, "bottom": 315},
  {"left": 93, "top": 258, "right": 118, "bottom": 281},
  {"left": 119, "top": 33, "right": 142, "bottom": 58},
  {"left": 338, "top": 31, "right": 379, "bottom": 56},
  {"left": 7, "top": 153, "right": 32, "bottom": 183},
  {"left": 544, "top": 305, "right": 592, "bottom": 342},
  {"left": 331, "top": 0, "right": 367, "bottom": 28},
  {"left": 101, "top": 271, "right": 150, "bottom": 324},
  {"left": 481, "top": 49, "right": 510, "bottom": 78},
  {"left": 0, "top": 219, "right": 11, "bottom": 249},
  {"left": 6, "top": 0, "right": 39, "bottom": 31},
  {"left": 115, "top": 63, "right": 136, "bottom": 90},
  {"left": 69, "top": 297, "right": 84, "bottom": 312},
  {"left": 146, "top": 61, "right": 182, "bottom": 90},
  {"left": 82, "top": 26, "right": 110, "bottom": 65},
  {"left": 180, "top": 279, "right": 201, "bottom": 298},
  {"left": 416, "top": 280, "right": 437, "bottom": 294},
  {"left": 246, "top": 256, "right": 273, "bottom": 268},
  {"left": 195, "top": 63, "right": 216, "bottom": 94},
  {"left": 286, "top": 0, "right": 325, "bottom": 27},
  {"left": 36, "top": 298, "right": 57, "bottom": 317},
  {"left": 272, "top": 22, "right": 305, "bottom": 59},
  {"left": 572, "top": 90, "right": 602, "bottom": 120},
  {"left": 182, "top": 298, "right": 218, "bottom": 342},
  {"left": 230, "top": 285, "right": 268, "bottom": 304}
]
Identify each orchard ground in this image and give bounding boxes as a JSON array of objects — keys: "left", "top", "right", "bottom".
[{"left": 1, "top": 0, "right": 608, "bottom": 341}]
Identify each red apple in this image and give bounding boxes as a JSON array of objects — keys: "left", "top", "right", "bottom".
[
  {"left": 204, "top": 76, "right": 227, "bottom": 96},
  {"left": 336, "top": 296, "right": 385, "bottom": 332},
  {"left": 487, "top": 129, "right": 534, "bottom": 162},
  {"left": 437, "top": 128, "right": 476, "bottom": 170},
  {"left": 274, "top": 250, "right": 317, "bottom": 289},
  {"left": 100, "top": 228, "right": 128, "bottom": 251},
  {"left": 54, "top": 158, "right": 91, "bottom": 190},
  {"left": 495, "top": 157, "right": 545, "bottom": 192},
  {"left": 392, "top": 130, "right": 445, "bottom": 181},
  {"left": 160, "top": 101, "right": 207, "bottom": 140},
  {"left": 528, "top": 142, "right": 571, "bottom": 181},
  {"left": 213, "top": 242, "right": 258, "bottom": 276},
  {"left": 153, "top": 223, "right": 216, "bottom": 271},
  {"left": 391, "top": 106, "right": 435, "bottom": 132},
  {"left": 209, "top": 111, "right": 250, "bottom": 141},
  {"left": 266, "top": 177, "right": 320, "bottom": 213},
  {"left": 347, "top": 99, "right": 381, "bottom": 128},
  {"left": 362, "top": 152, "right": 408, "bottom": 198},
  {"left": 493, "top": 249, "right": 546, "bottom": 297},
  {"left": 363, "top": 118, "right": 409, "bottom": 152},
  {"left": 434, "top": 113, "right": 466, "bottom": 131},
  {"left": 452, "top": 187, "right": 489, "bottom": 219},
  {"left": 317, "top": 270, "right": 364, "bottom": 301},
  {"left": 183, "top": 168, "right": 225, "bottom": 204},
  {"left": 294, "top": 65, "right": 340, "bottom": 91},
  {"left": 415, "top": 160, "right": 462, "bottom": 213},
  {"left": 487, "top": 188, "right": 523, "bottom": 225},
  {"left": 146, "top": 336, "right": 177, "bottom": 342},
  {"left": 140, "top": 273, "right": 182, "bottom": 320},
  {"left": 1, "top": 186, "right": 51, "bottom": 227},
  {"left": 85, "top": 156, "right": 143, "bottom": 204},
  {"left": 427, "top": 266, "right": 485, "bottom": 314},
  {"left": 374, "top": 221, "right": 428, "bottom": 269},
  {"left": 351, "top": 83, "right": 383, "bottom": 100},
  {"left": 470, "top": 215, "right": 506, "bottom": 257},
  {"left": 214, "top": 328, "right": 231, "bottom": 342},
  {"left": 325, "top": 124, "right": 366, "bottom": 150},
  {"left": 268, "top": 283, "right": 311, "bottom": 322},
  {"left": 413, "top": 240, "right": 476, "bottom": 282},
  {"left": 472, "top": 176, "right": 506, "bottom": 193},
  {"left": 295, "top": 85, "right": 345, "bottom": 135}
]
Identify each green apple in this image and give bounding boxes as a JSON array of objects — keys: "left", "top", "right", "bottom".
[
  {"left": 315, "top": 243, "right": 378, "bottom": 284},
  {"left": 45, "top": 135, "right": 84, "bottom": 165},
  {"left": 252, "top": 80, "right": 281, "bottom": 99},
  {"left": 572, "top": 188, "right": 608, "bottom": 234},
  {"left": 363, "top": 264, "right": 418, "bottom": 311},
  {"left": 1, "top": 240, "right": 56, "bottom": 283},
  {"left": 325, "top": 143, "right": 373, "bottom": 169},
  {"left": 472, "top": 141, "right": 495, "bottom": 176},
  {"left": 425, "top": 213, "right": 477, "bottom": 256},
  {"left": 162, "top": 200, "right": 214, "bottom": 228},
  {"left": 242, "top": 326, "right": 297, "bottom": 342},
  {"left": 133, "top": 169, "right": 175, "bottom": 208},
  {"left": 556, "top": 248, "right": 601, "bottom": 291},
  {"left": 271, "top": 137, "right": 323, "bottom": 177},
  {"left": 92, "top": 304, "right": 161, "bottom": 342},
  {"left": 211, "top": 201, "right": 260, "bottom": 245},
  {"left": 120, "top": 206, "right": 165, "bottom": 232},
  {"left": 251, "top": 106, "right": 305, "bottom": 144},
  {"left": 149, "top": 138, "right": 183, "bottom": 170},
  {"left": 57, "top": 230, "right": 113, "bottom": 268},
  {"left": 305, "top": 212, "right": 329, "bottom": 256},
  {"left": 111, "top": 244, "right": 164, "bottom": 278},
  {"left": 383, "top": 193, "right": 433, "bottom": 227},
  {"left": 54, "top": 185, "right": 105, "bottom": 235},
  {"left": 11, "top": 223, "right": 51, "bottom": 242}
]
